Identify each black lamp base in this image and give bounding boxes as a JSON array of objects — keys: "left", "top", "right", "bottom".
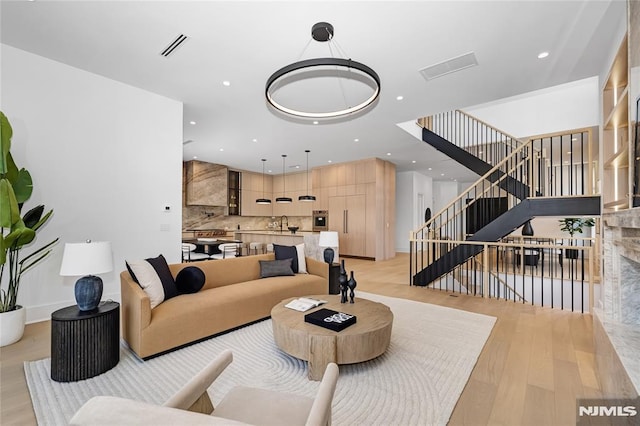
[
  {"left": 75, "top": 275, "right": 103, "bottom": 311},
  {"left": 323, "top": 247, "right": 335, "bottom": 264}
]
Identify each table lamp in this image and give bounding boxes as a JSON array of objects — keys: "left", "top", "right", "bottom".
[
  {"left": 60, "top": 240, "right": 113, "bottom": 311},
  {"left": 318, "top": 231, "right": 339, "bottom": 264}
]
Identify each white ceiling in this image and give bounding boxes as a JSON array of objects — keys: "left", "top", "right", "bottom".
[{"left": 0, "top": 0, "right": 625, "bottom": 182}]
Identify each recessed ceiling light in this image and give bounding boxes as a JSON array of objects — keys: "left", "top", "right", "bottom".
[
  {"left": 396, "top": 95, "right": 404, "bottom": 101},
  {"left": 268, "top": 169, "right": 272, "bottom": 173},
  {"left": 219, "top": 148, "right": 224, "bottom": 152},
  {"left": 313, "top": 121, "right": 319, "bottom": 125},
  {"left": 567, "top": 151, "right": 572, "bottom": 154},
  {"left": 252, "top": 138, "right": 258, "bottom": 142},
  {"left": 386, "top": 152, "right": 391, "bottom": 156},
  {"left": 428, "top": 167, "right": 432, "bottom": 171},
  {"left": 572, "top": 137, "right": 577, "bottom": 141},
  {"left": 193, "top": 156, "right": 198, "bottom": 159},
  {"left": 328, "top": 160, "right": 332, "bottom": 163},
  {"left": 453, "top": 179, "right": 457, "bottom": 181},
  {"left": 537, "top": 51, "right": 549, "bottom": 59},
  {"left": 354, "top": 138, "right": 359, "bottom": 142},
  {"left": 222, "top": 81, "right": 231, "bottom": 86},
  {"left": 412, "top": 160, "right": 416, "bottom": 164},
  {"left": 295, "top": 165, "right": 300, "bottom": 169},
  {"left": 441, "top": 173, "right": 445, "bottom": 176},
  {"left": 189, "top": 121, "right": 196, "bottom": 125}
]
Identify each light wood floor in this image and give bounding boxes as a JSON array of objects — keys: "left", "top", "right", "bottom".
[{"left": 0, "top": 253, "right": 602, "bottom": 425}]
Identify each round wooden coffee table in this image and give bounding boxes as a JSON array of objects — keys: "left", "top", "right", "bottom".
[{"left": 271, "top": 295, "right": 393, "bottom": 380}]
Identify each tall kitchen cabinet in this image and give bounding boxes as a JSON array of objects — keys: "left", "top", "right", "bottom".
[
  {"left": 240, "top": 170, "right": 273, "bottom": 216},
  {"left": 328, "top": 194, "right": 366, "bottom": 256},
  {"left": 312, "top": 158, "right": 395, "bottom": 260}
]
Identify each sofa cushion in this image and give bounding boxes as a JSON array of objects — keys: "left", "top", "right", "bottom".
[
  {"left": 126, "top": 254, "right": 178, "bottom": 308},
  {"left": 175, "top": 266, "right": 206, "bottom": 294},
  {"left": 273, "top": 244, "right": 299, "bottom": 273},
  {"left": 259, "top": 258, "right": 294, "bottom": 278},
  {"left": 295, "top": 244, "right": 307, "bottom": 274}
]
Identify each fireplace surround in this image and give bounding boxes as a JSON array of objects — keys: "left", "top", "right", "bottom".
[{"left": 595, "top": 209, "right": 640, "bottom": 397}]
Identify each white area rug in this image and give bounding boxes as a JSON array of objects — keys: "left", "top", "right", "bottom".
[{"left": 24, "top": 292, "right": 496, "bottom": 425}]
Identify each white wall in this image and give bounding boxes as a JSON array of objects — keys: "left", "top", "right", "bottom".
[
  {"left": 395, "top": 171, "right": 433, "bottom": 252},
  {"left": 464, "top": 77, "right": 600, "bottom": 138},
  {"left": 1, "top": 45, "right": 183, "bottom": 323},
  {"left": 433, "top": 181, "right": 459, "bottom": 215}
]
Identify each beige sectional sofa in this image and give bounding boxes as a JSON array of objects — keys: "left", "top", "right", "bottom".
[{"left": 121, "top": 253, "right": 329, "bottom": 359}]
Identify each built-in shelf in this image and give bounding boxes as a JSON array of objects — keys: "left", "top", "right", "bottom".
[
  {"left": 604, "top": 198, "right": 629, "bottom": 210},
  {"left": 604, "top": 87, "right": 629, "bottom": 130},
  {"left": 602, "top": 34, "right": 630, "bottom": 212},
  {"left": 604, "top": 148, "right": 629, "bottom": 169}
]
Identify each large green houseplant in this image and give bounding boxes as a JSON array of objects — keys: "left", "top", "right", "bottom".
[
  {"left": 1, "top": 111, "right": 57, "bottom": 345},
  {"left": 558, "top": 217, "right": 595, "bottom": 259}
]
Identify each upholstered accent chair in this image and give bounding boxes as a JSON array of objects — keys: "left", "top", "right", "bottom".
[{"left": 70, "top": 349, "right": 339, "bottom": 426}]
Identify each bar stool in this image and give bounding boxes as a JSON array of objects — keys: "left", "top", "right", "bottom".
[{"left": 249, "top": 242, "right": 264, "bottom": 255}]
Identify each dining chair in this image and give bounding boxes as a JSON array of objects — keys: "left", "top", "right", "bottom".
[
  {"left": 210, "top": 243, "right": 240, "bottom": 260},
  {"left": 182, "top": 243, "right": 211, "bottom": 262}
]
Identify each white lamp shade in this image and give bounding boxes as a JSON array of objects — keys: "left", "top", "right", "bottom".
[
  {"left": 60, "top": 241, "right": 113, "bottom": 276},
  {"left": 318, "top": 231, "right": 339, "bottom": 247}
]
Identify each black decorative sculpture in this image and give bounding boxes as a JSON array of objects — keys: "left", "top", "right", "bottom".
[
  {"left": 522, "top": 220, "right": 534, "bottom": 236},
  {"left": 347, "top": 271, "right": 357, "bottom": 303},
  {"left": 338, "top": 259, "right": 348, "bottom": 303},
  {"left": 425, "top": 207, "right": 432, "bottom": 227}
]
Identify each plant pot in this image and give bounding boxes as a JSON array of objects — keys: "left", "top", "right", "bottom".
[{"left": 0, "top": 305, "right": 26, "bottom": 347}]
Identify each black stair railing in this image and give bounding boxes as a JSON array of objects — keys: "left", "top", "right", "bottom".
[
  {"left": 418, "top": 110, "right": 523, "bottom": 167},
  {"left": 411, "top": 237, "right": 596, "bottom": 313},
  {"left": 411, "top": 110, "right": 597, "bottom": 287}
]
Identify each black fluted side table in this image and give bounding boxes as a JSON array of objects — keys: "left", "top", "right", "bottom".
[
  {"left": 328, "top": 263, "right": 340, "bottom": 294},
  {"left": 51, "top": 301, "right": 120, "bottom": 382}
]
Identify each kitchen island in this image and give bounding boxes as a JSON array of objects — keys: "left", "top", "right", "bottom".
[{"left": 234, "top": 230, "right": 338, "bottom": 263}]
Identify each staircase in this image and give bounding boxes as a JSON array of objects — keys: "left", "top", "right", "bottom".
[{"left": 411, "top": 110, "right": 600, "bottom": 288}]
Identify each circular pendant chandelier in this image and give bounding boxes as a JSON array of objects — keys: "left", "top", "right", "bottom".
[{"left": 266, "top": 22, "right": 381, "bottom": 119}]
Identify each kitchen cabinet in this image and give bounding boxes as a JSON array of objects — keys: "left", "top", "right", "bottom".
[
  {"left": 272, "top": 172, "right": 313, "bottom": 217},
  {"left": 240, "top": 170, "right": 273, "bottom": 217},
  {"left": 312, "top": 158, "right": 395, "bottom": 260},
  {"left": 184, "top": 160, "right": 228, "bottom": 206},
  {"left": 329, "top": 194, "right": 366, "bottom": 256}
]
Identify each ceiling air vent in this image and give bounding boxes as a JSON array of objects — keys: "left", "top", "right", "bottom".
[
  {"left": 419, "top": 52, "right": 478, "bottom": 81},
  {"left": 160, "top": 34, "right": 189, "bottom": 57}
]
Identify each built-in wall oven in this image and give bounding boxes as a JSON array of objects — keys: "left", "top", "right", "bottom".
[{"left": 312, "top": 210, "right": 329, "bottom": 232}]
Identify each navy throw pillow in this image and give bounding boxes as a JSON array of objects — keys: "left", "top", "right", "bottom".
[
  {"left": 175, "top": 266, "right": 206, "bottom": 294},
  {"left": 273, "top": 244, "right": 299, "bottom": 273},
  {"left": 146, "top": 254, "right": 179, "bottom": 300}
]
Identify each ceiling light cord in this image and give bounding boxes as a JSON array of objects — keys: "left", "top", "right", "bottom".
[
  {"left": 299, "top": 150, "right": 316, "bottom": 202},
  {"left": 276, "top": 154, "right": 293, "bottom": 203},
  {"left": 256, "top": 158, "right": 271, "bottom": 205}
]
